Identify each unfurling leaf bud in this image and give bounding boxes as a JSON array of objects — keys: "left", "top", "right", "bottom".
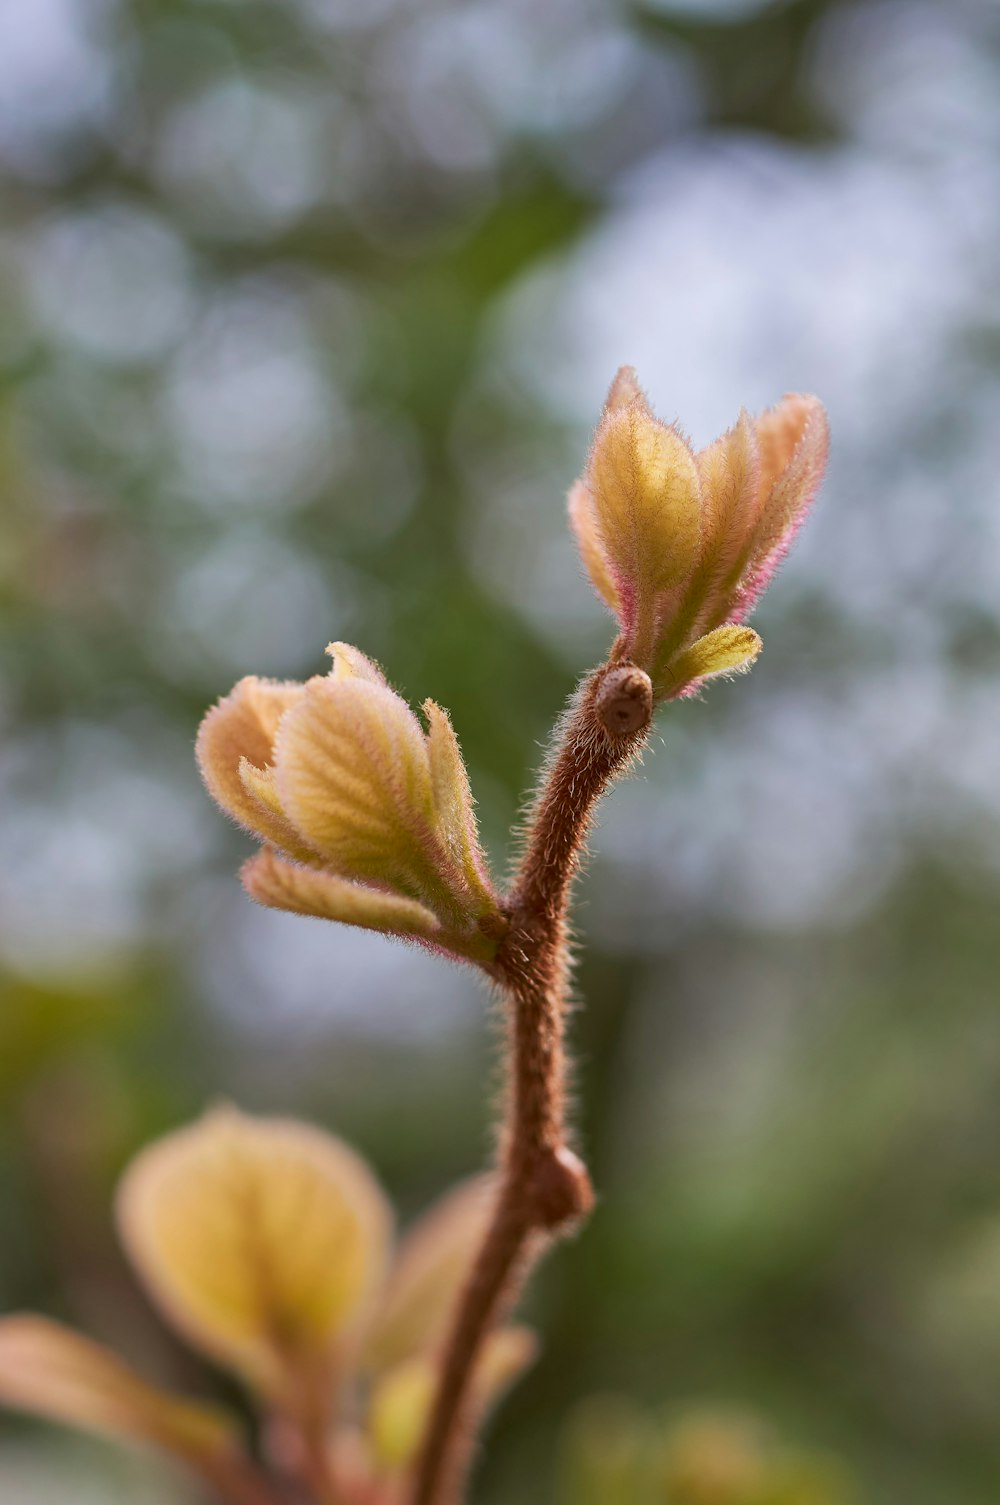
[
  {"left": 569, "top": 368, "right": 828, "bottom": 701},
  {"left": 197, "top": 644, "right": 504, "bottom": 963},
  {"left": 117, "top": 1107, "right": 392, "bottom": 1407},
  {"left": 0, "top": 1109, "right": 538, "bottom": 1494}
]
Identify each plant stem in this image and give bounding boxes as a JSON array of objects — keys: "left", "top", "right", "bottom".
[
  {"left": 298, "top": 1415, "right": 341, "bottom": 1505},
  {"left": 267, "top": 1385, "right": 343, "bottom": 1505},
  {"left": 204, "top": 1454, "right": 290, "bottom": 1505},
  {"left": 409, "top": 658, "right": 653, "bottom": 1505}
]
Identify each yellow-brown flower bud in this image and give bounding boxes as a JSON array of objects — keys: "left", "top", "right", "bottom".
[
  {"left": 569, "top": 368, "right": 829, "bottom": 700},
  {"left": 196, "top": 644, "right": 503, "bottom": 963}
]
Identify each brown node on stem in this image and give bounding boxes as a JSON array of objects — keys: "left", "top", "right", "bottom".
[
  {"left": 595, "top": 664, "right": 653, "bottom": 739},
  {"left": 477, "top": 910, "right": 511, "bottom": 944},
  {"left": 526, "top": 1146, "right": 594, "bottom": 1231}
]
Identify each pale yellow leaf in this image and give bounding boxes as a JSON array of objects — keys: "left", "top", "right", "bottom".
[
  {"left": 325, "top": 642, "right": 389, "bottom": 687},
  {"left": 474, "top": 1324, "right": 538, "bottom": 1401},
  {"left": 196, "top": 676, "right": 314, "bottom": 860},
  {"left": 117, "top": 1108, "right": 392, "bottom": 1403},
  {"left": 696, "top": 410, "right": 760, "bottom": 536},
  {"left": 0, "top": 1316, "right": 239, "bottom": 1463},
  {"left": 603, "top": 365, "right": 647, "bottom": 413},
  {"left": 754, "top": 393, "right": 823, "bottom": 503},
  {"left": 242, "top": 849, "right": 442, "bottom": 940},
  {"left": 238, "top": 758, "right": 284, "bottom": 817},
  {"left": 657, "top": 625, "right": 762, "bottom": 699},
  {"left": 422, "top": 702, "right": 496, "bottom": 914},
  {"left": 272, "top": 676, "right": 439, "bottom": 897},
  {"left": 567, "top": 479, "right": 619, "bottom": 611},
  {"left": 368, "top": 1355, "right": 434, "bottom": 1472},
  {"left": 587, "top": 402, "right": 702, "bottom": 653},
  {"left": 689, "top": 410, "right": 762, "bottom": 617},
  {"left": 746, "top": 395, "right": 829, "bottom": 570},
  {"left": 365, "top": 1174, "right": 498, "bottom": 1373},
  {"left": 368, "top": 1327, "right": 536, "bottom": 1474}
]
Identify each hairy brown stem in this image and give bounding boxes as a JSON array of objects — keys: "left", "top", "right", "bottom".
[
  {"left": 261, "top": 1381, "right": 343, "bottom": 1505},
  {"left": 299, "top": 1419, "right": 341, "bottom": 1505},
  {"left": 409, "top": 658, "right": 654, "bottom": 1505},
  {"left": 204, "top": 1454, "right": 290, "bottom": 1505}
]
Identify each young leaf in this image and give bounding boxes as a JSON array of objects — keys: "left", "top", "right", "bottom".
[
  {"left": 0, "top": 1316, "right": 240, "bottom": 1463},
  {"left": 364, "top": 1175, "right": 498, "bottom": 1373},
  {"left": 368, "top": 1328, "right": 537, "bottom": 1475},
  {"left": 117, "top": 1108, "right": 392, "bottom": 1406}
]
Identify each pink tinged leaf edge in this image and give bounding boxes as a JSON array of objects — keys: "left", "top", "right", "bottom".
[
  {"left": 582, "top": 405, "right": 645, "bottom": 637},
  {"left": 729, "top": 398, "right": 829, "bottom": 621},
  {"left": 584, "top": 402, "right": 702, "bottom": 657},
  {"left": 674, "top": 410, "right": 763, "bottom": 644},
  {"left": 567, "top": 478, "right": 621, "bottom": 617},
  {"left": 655, "top": 625, "right": 762, "bottom": 703},
  {"left": 241, "top": 850, "right": 498, "bottom": 967},
  {"left": 241, "top": 848, "right": 441, "bottom": 936},
  {"left": 0, "top": 1315, "right": 241, "bottom": 1463},
  {"left": 753, "top": 392, "right": 822, "bottom": 502},
  {"left": 603, "top": 365, "right": 649, "bottom": 415},
  {"left": 324, "top": 641, "right": 390, "bottom": 688},
  {"left": 194, "top": 677, "right": 313, "bottom": 855},
  {"left": 421, "top": 701, "right": 499, "bottom": 916}
]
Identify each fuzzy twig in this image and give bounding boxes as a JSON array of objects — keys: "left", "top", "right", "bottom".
[
  {"left": 409, "top": 656, "right": 654, "bottom": 1505},
  {"left": 204, "top": 1454, "right": 291, "bottom": 1505}
]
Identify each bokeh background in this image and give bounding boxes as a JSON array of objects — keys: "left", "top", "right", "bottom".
[{"left": 1, "top": 0, "right": 999, "bottom": 1499}]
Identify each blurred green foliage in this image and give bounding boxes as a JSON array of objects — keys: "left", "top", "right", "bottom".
[{"left": 559, "top": 1399, "right": 852, "bottom": 1505}]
